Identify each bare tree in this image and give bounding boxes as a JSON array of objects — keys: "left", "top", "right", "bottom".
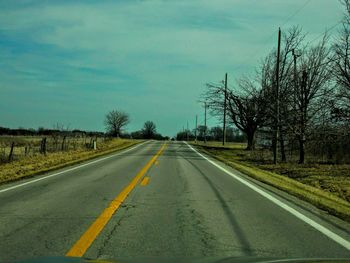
[
  {"left": 229, "top": 80, "right": 269, "bottom": 150},
  {"left": 142, "top": 121, "right": 157, "bottom": 139},
  {"left": 209, "top": 126, "right": 223, "bottom": 141},
  {"left": 342, "top": 0, "right": 350, "bottom": 21},
  {"left": 259, "top": 26, "right": 305, "bottom": 161},
  {"left": 332, "top": 0, "right": 350, "bottom": 120},
  {"left": 104, "top": 110, "right": 130, "bottom": 137},
  {"left": 258, "top": 27, "right": 334, "bottom": 164},
  {"left": 196, "top": 125, "right": 207, "bottom": 140},
  {"left": 204, "top": 78, "right": 268, "bottom": 150},
  {"left": 293, "top": 35, "right": 332, "bottom": 163},
  {"left": 202, "top": 26, "right": 335, "bottom": 163}
]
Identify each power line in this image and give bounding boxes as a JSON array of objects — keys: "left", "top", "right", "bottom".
[
  {"left": 222, "top": 73, "right": 228, "bottom": 145},
  {"left": 273, "top": 28, "right": 282, "bottom": 164},
  {"left": 301, "top": 56, "right": 340, "bottom": 72},
  {"left": 280, "top": 0, "right": 313, "bottom": 27},
  {"left": 307, "top": 20, "right": 342, "bottom": 45},
  {"left": 233, "top": 0, "right": 313, "bottom": 70},
  {"left": 200, "top": 1, "right": 339, "bottom": 129}
]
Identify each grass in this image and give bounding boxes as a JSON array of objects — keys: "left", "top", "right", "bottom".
[
  {"left": 0, "top": 138, "right": 143, "bottom": 185},
  {"left": 0, "top": 135, "right": 125, "bottom": 161},
  {"left": 193, "top": 141, "right": 350, "bottom": 222}
]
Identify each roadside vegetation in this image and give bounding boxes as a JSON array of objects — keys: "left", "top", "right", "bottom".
[
  {"left": 176, "top": 1, "right": 350, "bottom": 221},
  {"left": 0, "top": 137, "right": 143, "bottom": 185},
  {"left": 0, "top": 110, "right": 168, "bottom": 185},
  {"left": 193, "top": 141, "right": 350, "bottom": 222},
  {"left": 195, "top": 0, "right": 350, "bottom": 165},
  {"left": 0, "top": 130, "right": 107, "bottom": 164},
  {"left": 104, "top": 110, "right": 169, "bottom": 140}
]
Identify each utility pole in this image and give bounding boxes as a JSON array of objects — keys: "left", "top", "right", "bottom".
[
  {"left": 273, "top": 28, "right": 281, "bottom": 165},
  {"left": 292, "top": 49, "right": 299, "bottom": 89},
  {"left": 204, "top": 102, "right": 207, "bottom": 144},
  {"left": 195, "top": 115, "right": 198, "bottom": 143},
  {"left": 292, "top": 49, "right": 301, "bottom": 135},
  {"left": 222, "top": 73, "right": 228, "bottom": 146},
  {"left": 187, "top": 121, "right": 189, "bottom": 141},
  {"left": 292, "top": 49, "right": 298, "bottom": 110},
  {"left": 299, "top": 70, "right": 308, "bottom": 164}
]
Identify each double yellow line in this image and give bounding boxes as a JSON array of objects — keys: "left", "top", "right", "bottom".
[{"left": 66, "top": 143, "right": 167, "bottom": 257}]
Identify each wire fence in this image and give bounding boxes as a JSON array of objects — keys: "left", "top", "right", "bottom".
[
  {"left": 0, "top": 135, "right": 110, "bottom": 164},
  {"left": 256, "top": 128, "right": 350, "bottom": 164}
]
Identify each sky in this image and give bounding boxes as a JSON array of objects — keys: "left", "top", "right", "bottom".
[{"left": 0, "top": 0, "right": 344, "bottom": 136}]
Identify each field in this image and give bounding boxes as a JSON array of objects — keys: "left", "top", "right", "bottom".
[
  {"left": 0, "top": 135, "right": 104, "bottom": 162},
  {"left": 0, "top": 136, "right": 143, "bottom": 184},
  {"left": 193, "top": 141, "right": 350, "bottom": 221}
]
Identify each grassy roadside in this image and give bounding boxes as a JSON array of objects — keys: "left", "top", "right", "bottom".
[
  {"left": 0, "top": 139, "right": 144, "bottom": 185},
  {"left": 192, "top": 142, "right": 350, "bottom": 222}
]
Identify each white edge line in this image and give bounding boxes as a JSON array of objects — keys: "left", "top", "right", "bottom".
[
  {"left": 184, "top": 141, "right": 350, "bottom": 251},
  {"left": 0, "top": 141, "right": 150, "bottom": 194}
]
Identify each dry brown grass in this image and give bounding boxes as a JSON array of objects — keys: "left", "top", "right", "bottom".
[
  {"left": 0, "top": 135, "right": 114, "bottom": 162},
  {"left": 0, "top": 138, "right": 143, "bottom": 185},
  {"left": 194, "top": 141, "right": 246, "bottom": 149}
]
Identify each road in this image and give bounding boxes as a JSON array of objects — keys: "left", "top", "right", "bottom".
[{"left": 0, "top": 141, "right": 349, "bottom": 262}]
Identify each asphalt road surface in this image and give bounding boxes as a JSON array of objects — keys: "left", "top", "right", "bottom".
[{"left": 0, "top": 141, "right": 349, "bottom": 262}]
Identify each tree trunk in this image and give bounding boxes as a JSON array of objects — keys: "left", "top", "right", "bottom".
[
  {"left": 279, "top": 128, "right": 287, "bottom": 162},
  {"left": 298, "top": 135, "right": 305, "bottom": 164},
  {"left": 298, "top": 109, "right": 307, "bottom": 164},
  {"left": 246, "top": 130, "right": 256, "bottom": 150}
]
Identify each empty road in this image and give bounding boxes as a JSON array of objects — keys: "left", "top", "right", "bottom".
[{"left": 0, "top": 141, "right": 349, "bottom": 262}]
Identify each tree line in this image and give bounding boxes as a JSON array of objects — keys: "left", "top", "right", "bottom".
[
  {"left": 104, "top": 110, "right": 168, "bottom": 140},
  {"left": 176, "top": 126, "right": 245, "bottom": 142},
  {"left": 0, "top": 110, "right": 168, "bottom": 140},
  {"left": 0, "top": 126, "right": 103, "bottom": 137},
  {"left": 202, "top": 1, "right": 350, "bottom": 164}
]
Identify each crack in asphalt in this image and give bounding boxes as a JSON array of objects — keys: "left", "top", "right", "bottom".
[
  {"left": 95, "top": 205, "right": 134, "bottom": 258},
  {"left": 180, "top": 153, "right": 254, "bottom": 256}
]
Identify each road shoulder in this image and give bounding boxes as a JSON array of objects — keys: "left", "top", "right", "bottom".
[{"left": 189, "top": 142, "right": 350, "bottom": 239}]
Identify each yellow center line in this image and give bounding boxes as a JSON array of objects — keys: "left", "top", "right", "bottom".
[
  {"left": 66, "top": 143, "right": 167, "bottom": 257},
  {"left": 140, "top": 176, "right": 150, "bottom": 186}
]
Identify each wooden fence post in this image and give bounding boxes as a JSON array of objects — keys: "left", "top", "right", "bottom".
[
  {"left": 40, "top": 138, "right": 47, "bottom": 155},
  {"left": 61, "top": 136, "right": 66, "bottom": 151},
  {"left": 8, "top": 142, "right": 14, "bottom": 161}
]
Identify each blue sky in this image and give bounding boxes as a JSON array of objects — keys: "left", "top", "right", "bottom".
[{"left": 0, "top": 0, "right": 344, "bottom": 136}]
